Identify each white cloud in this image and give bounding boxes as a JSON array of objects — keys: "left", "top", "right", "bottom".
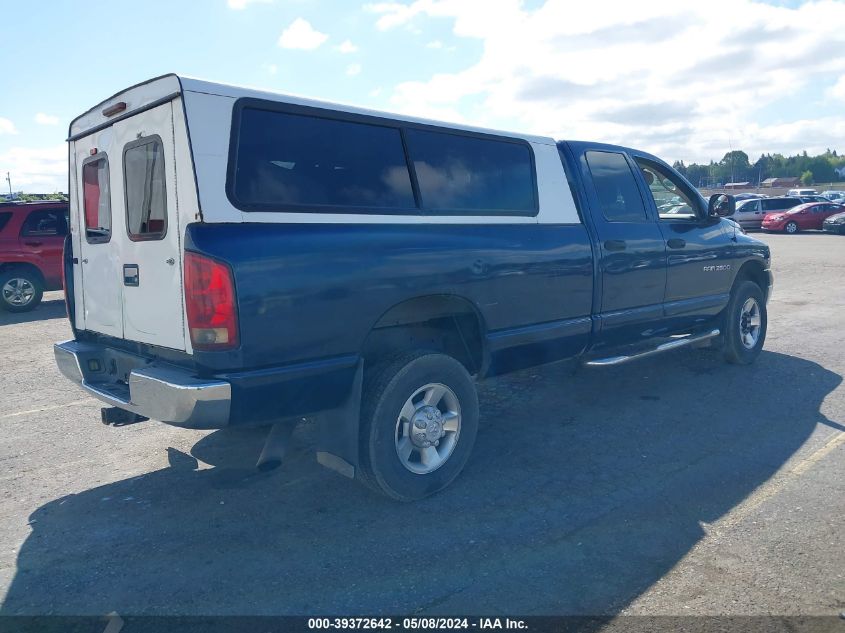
[
  {"left": 371, "top": 0, "right": 845, "bottom": 163},
  {"left": 337, "top": 39, "right": 359, "bottom": 53},
  {"left": 263, "top": 63, "right": 278, "bottom": 75},
  {"left": 425, "top": 39, "right": 443, "bottom": 48},
  {"left": 278, "top": 18, "right": 328, "bottom": 50},
  {"left": 34, "top": 113, "right": 59, "bottom": 126},
  {"left": 0, "top": 117, "right": 17, "bottom": 135},
  {"left": 828, "top": 75, "right": 845, "bottom": 102},
  {"left": 227, "top": 0, "right": 272, "bottom": 9},
  {"left": 369, "top": 87, "right": 383, "bottom": 97},
  {"left": 346, "top": 63, "right": 362, "bottom": 76},
  {"left": 0, "top": 144, "right": 66, "bottom": 193}
]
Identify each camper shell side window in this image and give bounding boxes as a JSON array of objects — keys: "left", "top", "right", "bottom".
[{"left": 226, "top": 98, "right": 539, "bottom": 217}]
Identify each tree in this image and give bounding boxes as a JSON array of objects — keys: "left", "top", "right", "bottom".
[
  {"left": 719, "top": 150, "right": 751, "bottom": 182},
  {"left": 800, "top": 170, "right": 814, "bottom": 185}
]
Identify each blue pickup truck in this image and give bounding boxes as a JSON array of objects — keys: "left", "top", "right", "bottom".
[{"left": 55, "top": 75, "right": 772, "bottom": 500}]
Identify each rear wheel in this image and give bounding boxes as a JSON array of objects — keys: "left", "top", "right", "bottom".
[
  {"left": 358, "top": 351, "right": 479, "bottom": 501},
  {"left": 785, "top": 221, "right": 799, "bottom": 234},
  {"left": 721, "top": 280, "right": 766, "bottom": 365},
  {"left": 0, "top": 270, "right": 43, "bottom": 313}
]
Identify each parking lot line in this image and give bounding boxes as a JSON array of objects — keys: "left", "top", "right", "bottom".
[
  {"left": 708, "top": 429, "right": 845, "bottom": 536},
  {"left": 0, "top": 399, "right": 95, "bottom": 421}
]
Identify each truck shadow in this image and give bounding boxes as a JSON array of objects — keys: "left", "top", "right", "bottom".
[{"left": 1, "top": 350, "right": 841, "bottom": 616}]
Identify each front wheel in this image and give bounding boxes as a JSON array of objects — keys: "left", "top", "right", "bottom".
[
  {"left": 785, "top": 221, "right": 799, "bottom": 234},
  {"left": 721, "top": 280, "right": 767, "bottom": 365},
  {"left": 0, "top": 270, "right": 43, "bottom": 313},
  {"left": 358, "top": 351, "right": 479, "bottom": 501}
]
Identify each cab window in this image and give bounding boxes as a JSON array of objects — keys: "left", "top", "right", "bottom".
[
  {"left": 634, "top": 158, "right": 701, "bottom": 220},
  {"left": 585, "top": 151, "right": 649, "bottom": 222}
]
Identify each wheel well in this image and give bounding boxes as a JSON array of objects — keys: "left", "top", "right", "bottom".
[
  {"left": 361, "top": 295, "right": 486, "bottom": 375},
  {"left": 733, "top": 261, "right": 769, "bottom": 300},
  {"left": 0, "top": 262, "right": 45, "bottom": 285}
]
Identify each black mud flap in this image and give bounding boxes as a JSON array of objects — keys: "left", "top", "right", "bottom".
[{"left": 315, "top": 360, "right": 363, "bottom": 479}]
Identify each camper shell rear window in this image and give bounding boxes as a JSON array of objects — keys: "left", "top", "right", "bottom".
[
  {"left": 82, "top": 154, "right": 111, "bottom": 244},
  {"left": 226, "top": 99, "right": 538, "bottom": 217}
]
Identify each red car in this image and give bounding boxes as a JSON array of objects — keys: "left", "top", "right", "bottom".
[
  {"left": 0, "top": 201, "right": 69, "bottom": 312},
  {"left": 761, "top": 201, "right": 844, "bottom": 234}
]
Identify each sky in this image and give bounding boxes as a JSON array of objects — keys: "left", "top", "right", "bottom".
[{"left": 1, "top": 0, "right": 844, "bottom": 193}]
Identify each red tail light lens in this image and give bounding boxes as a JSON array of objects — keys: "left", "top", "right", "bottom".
[{"left": 184, "top": 251, "right": 239, "bottom": 350}]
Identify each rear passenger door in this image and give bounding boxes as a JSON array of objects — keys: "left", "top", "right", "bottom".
[
  {"left": 575, "top": 147, "right": 667, "bottom": 348},
  {"left": 18, "top": 206, "right": 68, "bottom": 288}
]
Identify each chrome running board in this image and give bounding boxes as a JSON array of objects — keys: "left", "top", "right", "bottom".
[{"left": 584, "top": 329, "right": 721, "bottom": 367}]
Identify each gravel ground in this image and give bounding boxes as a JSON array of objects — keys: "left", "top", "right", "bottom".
[{"left": 0, "top": 232, "right": 842, "bottom": 618}]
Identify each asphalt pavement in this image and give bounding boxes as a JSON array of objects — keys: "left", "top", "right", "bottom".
[{"left": 0, "top": 232, "right": 842, "bottom": 618}]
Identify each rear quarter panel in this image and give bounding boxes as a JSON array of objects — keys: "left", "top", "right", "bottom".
[{"left": 184, "top": 222, "right": 594, "bottom": 373}]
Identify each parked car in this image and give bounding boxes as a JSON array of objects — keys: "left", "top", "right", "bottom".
[
  {"left": 762, "top": 202, "right": 844, "bottom": 233},
  {"left": 730, "top": 196, "right": 802, "bottom": 230},
  {"left": 787, "top": 188, "right": 817, "bottom": 196},
  {"left": 820, "top": 190, "right": 845, "bottom": 202},
  {"left": 822, "top": 210, "right": 845, "bottom": 234},
  {"left": 797, "top": 194, "right": 831, "bottom": 204},
  {"left": 0, "top": 201, "right": 69, "bottom": 312},
  {"left": 54, "top": 75, "right": 772, "bottom": 500}
]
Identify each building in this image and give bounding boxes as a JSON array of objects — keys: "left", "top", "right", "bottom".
[{"left": 761, "top": 177, "right": 800, "bottom": 188}]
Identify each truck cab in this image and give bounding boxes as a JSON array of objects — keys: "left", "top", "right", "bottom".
[{"left": 55, "top": 75, "right": 773, "bottom": 500}]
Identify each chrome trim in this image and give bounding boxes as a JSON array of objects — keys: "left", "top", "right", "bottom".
[
  {"left": 584, "top": 329, "right": 721, "bottom": 367},
  {"left": 54, "top": 340, "right": 230, "bottom": 428}
]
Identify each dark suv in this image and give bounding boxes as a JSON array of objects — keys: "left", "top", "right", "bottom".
[
  {"left": 731, "top": 197, "right": 802, "bottom": 230},
  {"left": 0, "top": 201, "right": 69, "bottom": 312}
]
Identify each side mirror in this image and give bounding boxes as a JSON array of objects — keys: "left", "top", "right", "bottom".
[{"left": 708, "top": 193, "right": 735, "bottom": 217}]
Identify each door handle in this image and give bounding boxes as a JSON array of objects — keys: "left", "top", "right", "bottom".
[
  {"left": 667, "top": 238, "right": 686, "bottom": 249},
  {"left": 123, "top": 264, "right": 140, "bottom": 287},
  {"left": 604, "top": 239, "right": 626, "bottom": 251},
  {"left": 24, "top": 241, "right": 43, "bottom": 247}
]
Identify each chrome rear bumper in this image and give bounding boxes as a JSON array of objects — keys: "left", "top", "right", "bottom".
[{"left": 54, "top": 340, "right": 230, "bottom": 428}]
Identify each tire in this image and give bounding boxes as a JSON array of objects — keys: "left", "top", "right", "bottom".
[
  {"left": 358, "top": 351, "right": 479, "bottom": 501},
  {"left": 721, "top": 280, "right": 767, "bottom": 365},
  {"left": 785, "top": 221, "right": 799, "bottom": 234},
  {"left": 0, "top": 270, "right": 43, "bottom": 313}
]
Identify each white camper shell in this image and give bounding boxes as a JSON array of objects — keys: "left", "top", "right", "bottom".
[{"left": 65, "top": 74, "right": 578, "bottom": 356}]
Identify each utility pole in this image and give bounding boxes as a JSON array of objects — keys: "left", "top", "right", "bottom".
[{"left": 5, "top": 172, "right": 11, "bottom": 197}]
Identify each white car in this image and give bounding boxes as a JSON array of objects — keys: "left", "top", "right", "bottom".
[{"left": 821, "top": 190, "right": 845, "bottom": 202}]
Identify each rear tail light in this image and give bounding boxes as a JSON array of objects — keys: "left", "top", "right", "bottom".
[{"left": 184, "top": 251, "right": 239, "bottom": 350}]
